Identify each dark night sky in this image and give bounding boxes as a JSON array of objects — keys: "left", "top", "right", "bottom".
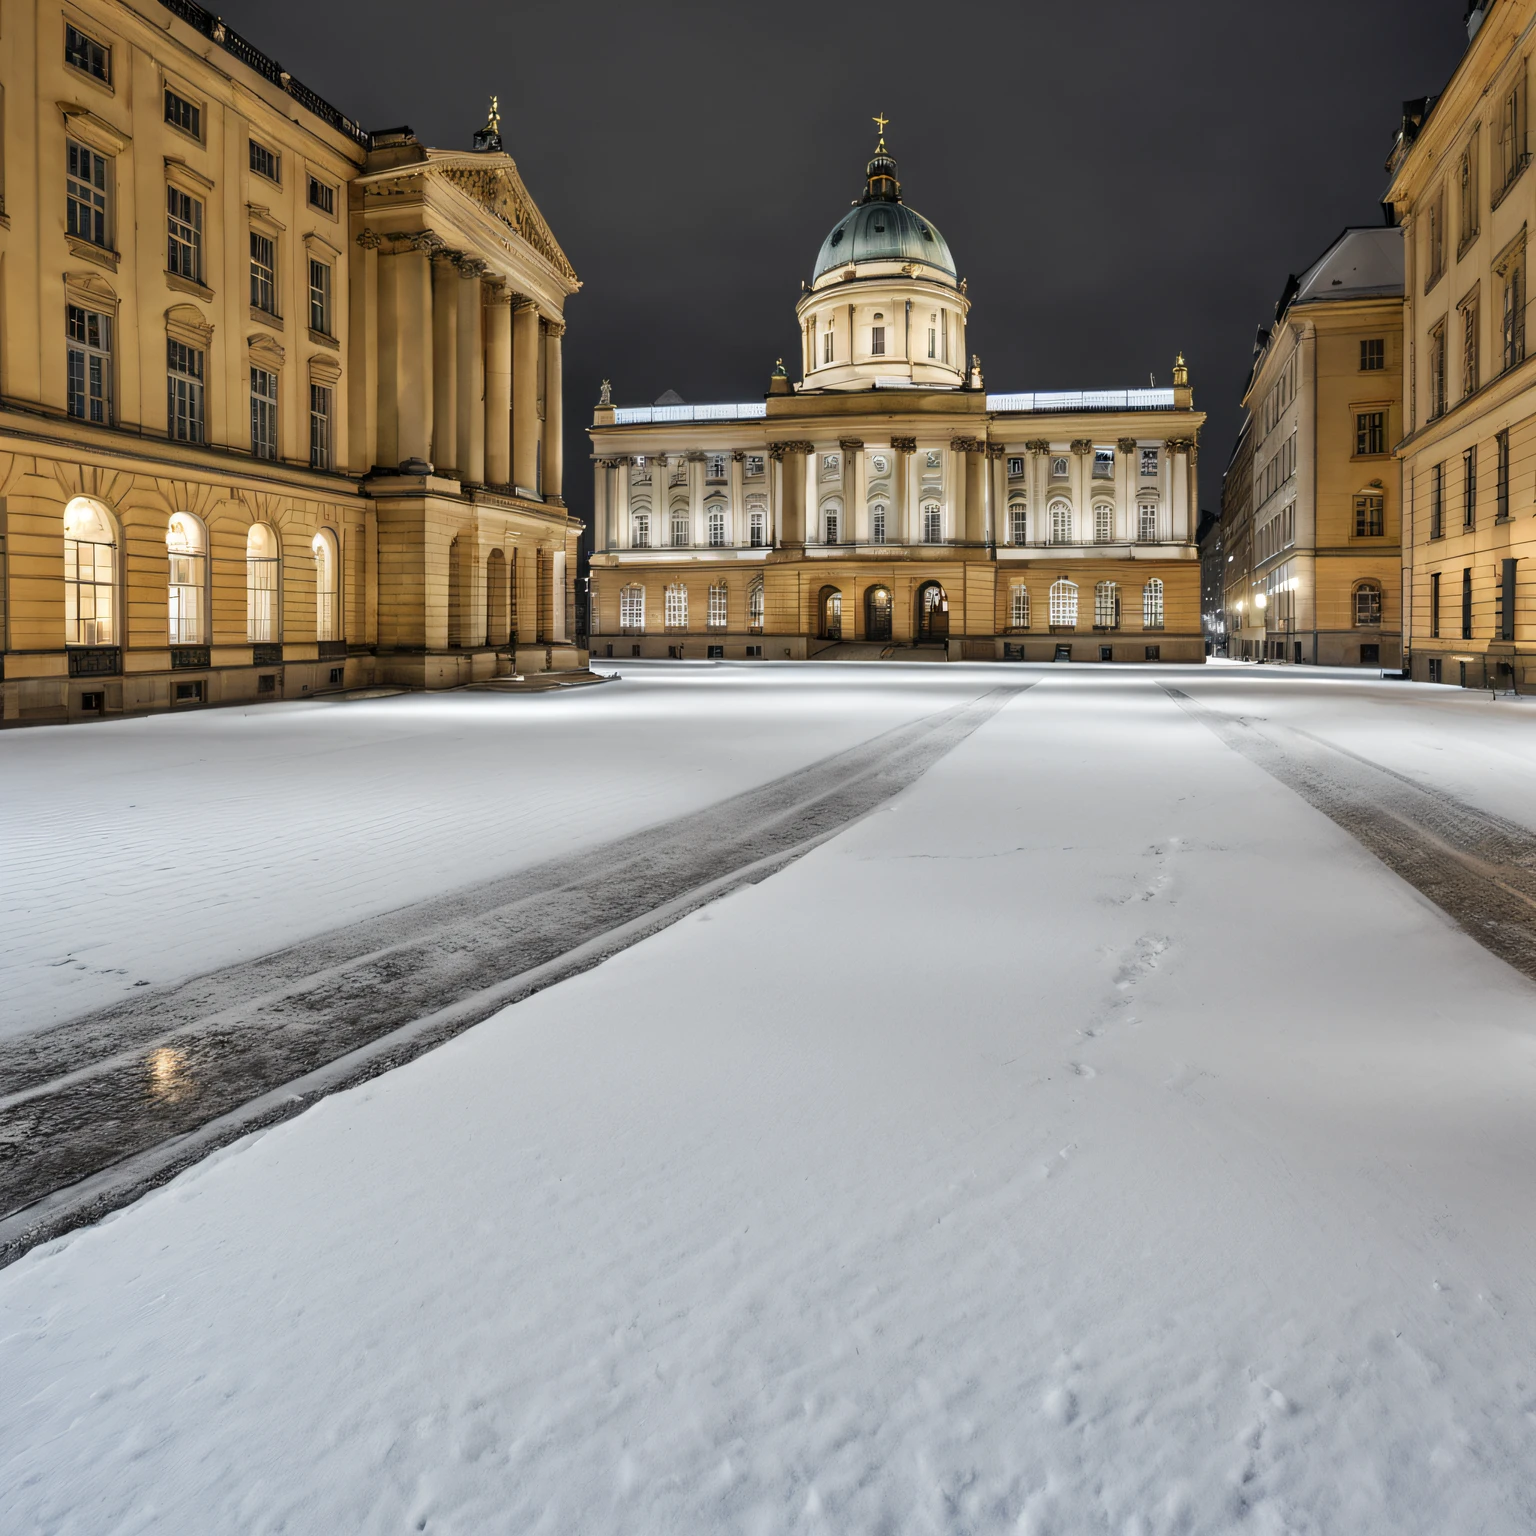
[{"left": 249, "top": 0, "right": 1465, "bottom": 519}]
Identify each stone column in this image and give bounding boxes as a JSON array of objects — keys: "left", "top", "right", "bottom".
[
  {"left": 592, "top": 459, "right": 610, "bottom": 551},
  {"left": 960, "top": 440, "right": 985, "bottom": 544},
  {"left": 350, "top": 229, "right": 380, "bottom": 472},
  {"left": 729, "top": 451, "right": 745, "bottom": 544},
  {"left": 375, "top": 247, "right": 400, "bottom": 468},
  {"left": 1071, "top": 439, "right": 1094, "bottom": 545},
  {"left": 615, "top": 458, "right": 631, "bottom": 549},
  {"left": 484, "top": 285, "right": 513, "bottom": 487},
  {"left": 688, "top": 452, "right": 705, "bottom": 545},
  {"left": 841, "top": 439, "right": 865, "bottom": 543},
  {"left": 512, "top": 300, "right": 540, "bottom": 495},
  {"left": 430, "top": 253, "right": 458, "bottom": 475},
  {"left": 774, "top": 443, "right": 809, "bottom": 547},
  {"left": 767, "top": 449, "right": 783, "bottom": 545},
  {"left": 543, "top": 322, "right": 564, "bottom": 502},
  {"left": 1171, "top": 440, "right": 1191, "bottom": 543},
  {"left": 804, "top": 447, "right": 820, "bottom": 544},
  {"left": 1117, "top": 438, "right": 1137, "bottom": 543},
  {"left": 652, "top": 454, "right": 669, "bottom": 544},
  {"left": 395, "top": 239, "right": 435, "bottom": 466},
  {"left": 989, "top": 445, "right": 1006, "bottom": 547},
  {"left": 891, "top": 437, "right": 915, "bottom": 545},
  {"left": 456, "top": 260, "right": 486, "bottom": 484}
]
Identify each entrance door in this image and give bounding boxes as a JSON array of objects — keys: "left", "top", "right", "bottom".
[
  {"left": 916, "top": 581, "right": 949, "bottom": 642},
  {"left": 866, "top": 585, "right": 893, "bottom": 642},
  {"left": 819, "top": 586, "right": 843, "bottom": 641}
]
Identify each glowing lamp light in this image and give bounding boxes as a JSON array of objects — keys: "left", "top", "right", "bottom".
[{"left": 1254, "top": 593, "right": 1268, "bottom": 610}]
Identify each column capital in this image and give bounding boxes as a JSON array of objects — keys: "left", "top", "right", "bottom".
[
  {"left": 986, "top": 443, "right": 1007, "bottom": 460},
  {"left": 889, "top": 435, "right": 917, "bottom": 454},
  {"left": 837, "top": 437, "right": 864, "bottom": 452},
  {"left": 596, "top": 457, "right": 623, "bottom": 469},
  {"left": 731, "top": 449, "right": 747, "bottom": 462},
  {"left": 685, "top": 450, "right": 707, "bottom": 462},
  {"left": 1165, "top": 436, "right": 1195, "bottom": 455},
  {"left": 483, "top": 280, "right": 514, "bottom": 306},
  {"left": 511, "top": 295, "right": 538, "bottom": 314},
  {"left": 769, "top": 439, "right": 814, "bottom": 458},
  {"left": 431, "top": 247, "right": 465, "bottom": 268},
  {"left": 1024, "top": 439, "right": 1050, "bottom": 455},
  {"left": 1116, "top": 437, "right": 1139, "bottom": 453},
  {"left": 545, "top": 320, "right": 566, "bottom": 338},
  {"left": 950, "top": 435, "right": 984, "bottom": 454},
  {"left": 355, "top": 228, "right": 383, "bottom": 251},
  {"left": 458, "top": 257, "right": 489, "bottom": 279},
  {"left": 1069, "top": 438, "right": 1094, "bottom": 455}
]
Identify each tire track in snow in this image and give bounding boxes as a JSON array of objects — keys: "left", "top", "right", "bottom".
[
  {"left": 0, "top": 684, "right": 1029, "bottom": 1266},
  {"left": 1161, "top": 685, "right": 1536, "bottom": 984}
]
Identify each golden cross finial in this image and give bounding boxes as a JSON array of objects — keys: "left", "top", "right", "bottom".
[{"left": 872, "top": 112, "right": 889, "bottom": 149}]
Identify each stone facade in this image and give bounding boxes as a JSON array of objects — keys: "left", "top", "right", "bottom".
[{"left": 0, "top": 0, "right": 583, "bottom": 726}]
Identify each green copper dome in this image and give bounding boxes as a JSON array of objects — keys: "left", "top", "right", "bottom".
[{"left": 812, "top": 147, "right": 957, "bottom": 282}]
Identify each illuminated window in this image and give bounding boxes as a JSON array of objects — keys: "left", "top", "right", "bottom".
[
  {"left": 620, "top": 584, "right": 645, "bottom": 630},
  {"left": 824, "top": 505, "right": 840, "bottom": 544},
  {"left": 167, "top": 186, "right": 203, "bottom": 281},
  {"left": 1138, "top": 502, "right": 1158, "bottom": 542},
  {"left": 1009, "top": 503, "right": 1027, "bottom": 544},
  {"left": 748, "top": 577, "right": 764, "bottom": 631},
  {"left": 67, "top": 306, "right": 112, "bottom": 424},
  {"left": 1354, "top": 582, "right": 1382, "bottom": 627},
  {"left": 1143, "top": 578, "right": 1164, "bottom": 629},
  {"left": 708, "top": 582, "right": 728, "bottom": 629},
  {"left": 1093, "top": 503, "right": 1113, "bottom": 543},
  {"left": 167, "top": 512, "right": 207, "bottom": 643},
  {"left": 247, "top": 523, "right": 280, "bottom": 642},
  {"left": 871, "top": 503, "right": 887, "bottom": 543},
  {"left": 1049, "top": 578, "right": 1078, "bottom": 627},
  {"left": 1094, "top": 580, "right": 1119, "bottom": 628},
  {"left": 665, "top": 582, "right": 688, "bottom": 629},
  {"left": 1010, "top": 585, "right": 1030, "bottom": 628},
  {"left": 250, "top": 232, "right": 277, "bottom": 313},
  {"left": 922, "top": 503, "right": 941, "bottom": 542},
  {"left": 708, "top": 508, "right": 726, "bottom": 547},
  {"left": 1049, "top": 499, "right": 1072, "bottom": 545},
  {"left": 631, "top": 511, "right": 651, "bottom": 548},
  {"left": 312, "top": 528, "right": 339, "bottom": 641},
  {"left": 63, "top": 497, "right": 117, "bottom": 645},
  {"left": 748, "top": 504, "right": 766, "bottom": 546}
]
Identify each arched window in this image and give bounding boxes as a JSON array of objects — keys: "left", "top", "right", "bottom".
[
  {"left": 1010, "top": 585, "right": 1030, "bottom": 628},
  {"left": 487, "top": 548, "right": 510, "bottom": 644},
  {"left": 312, "top": 527, "right": 339, "bottom": 641},
  {"left": 1049, "top": 577, "right": 1078, "bottom": 627},
  {"left": 166, "top": 512, "right": 207, "bottom": 643},
  {"left": 1049, "top": 499, "right": 1072, "bottom": 545},
  {"left": 1093, "top": 504, "right": 1114, "bottom": 544},
  {"left": 824, "top": 502, "right": 840, "bottom": 545},
  {"left": 671, "top": 509, "right": 689, "bottom": 548},
  {"left": 247, "top": 523, "right": 280, "bottom": 642},
  {"left": 632, "top": 511, "right": 651, "bottom": 548},
  {"left": 922, "top": 502, "right": 942, "bottom": 543},
  {"left": 664, "top": 582, "right": 688, "bottom": 629},
  {"left": 748, "top": 501, "right": 766, "bottom": 547},
  {"left": 1008, "top": 502, "right": 1027, "bottom": 545},
  {"left": 620, "top": 583, "right": 645, "bottom": 631},
  {"left": 708, "top": 581, "right": 728, "bottom": 629},
  {"left": 707, "top": 507, "right": 727, "bottom": 547},
  {"left": 1143, "top": 578, "right": 1165, "bottom": 630},
  {"left": 820, "top": 585, "right": 843, "bottom": 641},
  {"left": 1138, "top": 502, "right": 1159, "bottom": 542},
  {"left": 1354, "top": 581, "right": 1383, "bottom": 627},
  {"left": 63, "top": 496, "right": 117, "bottom": 645},
  {"left": 748, "top": 577, "right": 764, "bottom": 632},
  {"left": 870, "top": 502, "right": 888, "bottom": 543},
  {"left": 1094, "top": 580, "right": 1119, "bottom": 628}
]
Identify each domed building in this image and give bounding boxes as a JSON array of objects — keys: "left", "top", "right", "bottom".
[{"left": 588, "top": 132, "right": 1206, "bottom": 662}]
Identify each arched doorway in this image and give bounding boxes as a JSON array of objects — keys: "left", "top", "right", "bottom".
[
  {"left": 819, "top": 585, "right": 843, "bottom": 641},
  {"left": 866, "top": 585, "right": 893, "bottom": 642},
  {"left": 915, "top": 580, "right": 949, "bottom": 642}
]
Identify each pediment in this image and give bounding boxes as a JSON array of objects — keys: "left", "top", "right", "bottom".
[{"left": 434, "top": 159, "right": 577, "bottom": 287}]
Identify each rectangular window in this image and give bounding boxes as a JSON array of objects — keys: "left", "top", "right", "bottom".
[
  {"left": 1464, "top": 446, "right": 1477, "bottom": 528},
  {"left": 749, "top": 508, "right": 766, "bottom": 547},
  {"left": 1007, "top": 456, "right": 1024, "bottom": 477},
  {"left": 167, "top": 342, "right": 205, "bottom": 445},
  {"left": 823, "top": 331, "right": 834, "bottom": 363},
  {"left": 308, "top": 259, "right": 332, "bottom": 334},
  {"left": 1095, "top": 583, "right": 1118, "bottom": 627},
  {"left": 66, "top": 306, "right": 112, "bottom": 424},
  {"left": 1462, "top": 300, "right": 1480, "bottom": 397},
  {"left": 1094, "top": 505, "right": 1113, "bottom": 543},
  {"left": 870, "top": 505, "right": 885, "bottom": 543},
  {"left": 1353, "top": 493, "right": 1385, "bottom": 537},
  {"left": 1009, "top": 505, "right": 1027, "bottom": 544},
  {"left": 1430, "top": 462, "right": 1444, "bottom": 538},
  {"left": 167, "top": 186, "right": 202, "bottom": 282},
  {"left": 671, "top": 512, "right": 688, "bottom": 548},
  {"left": 1502, "top": 250, "right": 1526, "bottom": 371},
  {"left": 744, "top": 454, "right": 764, "bottom": 477},
  {"left": 708, "top": 585, "right": 727, "bottom": 628},
  {"left": 708, "top": 509, "right": 726, "bottom": 547},
  {"left": 1010, "top": 586, "right": 1029, "bottom": 628},
  {"left": 1430, "top": 571, "right": 1441, "bottom": 638},
  {"left": 1140, "top": 447, "right": 1158, "bottom": 477},
  {"left": 1360, "top": 338, "right": 1385, "bottom": 371},
  {"left": 1498, "top": 68, "right": 1527, "bottom": 197},
  {"left": 923, "top": 506, "right": 942, "bottom": 543},
  {"left": 870, "top": 325, "right": 886, "bottom": 356},
  {"left": 631, "top": 514, "right": 650, "bottom": 548},
  {"left": 250, "top": 366, "right": 278, "bottom": 459},
  {"left": 1496, "top": 428, "right": 1510, "bottom": 519},
  {"left": 250, "top": 140, "right": 281, "bottom": 183},
  {"left": 250, "top": 232, "right": 277, "bottom": 313},
  {"left": 823, "top": 453, "right": 840, "bottom": 474},
  {"left": 1460, "top": 127, "right": 1480, "bottom": 250},
  {"left": 64, "top": 23, "right": 109, "bottom": 82},
  {"left": 66, "top": 141, "right": 110, "bottom": 247},
  {"left": 1139, "top": 503, "right": 1158, "bottom": 542},
  {"left": 1462, "top": 566, "right": 1474, "bottom": 640},
  {"left": 1426, "top": 186, "right": 1446, "bottom": 289},
  {"left": 927, "top": 326, "right": 936, "bottom": 359},
  {"left": 1356, "top": 410, "right": 1386, "bottom": 456},
  {"left": 166, "top": 339, "right": 204, "bottom": 443},
  {"left": 664, "top": 584, "right": 688, "bottom": 629},
  {"left": 309, "top": 383, "right": 332, "bottom": 470},
  {"left": 164, "top": 89, "right": 201, "bottom": 140},
  {"left": 1499, "top": 557, "right": 1518, "bottom": 641},
  {"left": 307, "top": 176, "right": 336, "bottom": 215},
  {"left": 1093, "top": 448, "right": 1115, "bottom": 479},
  {"left": 1429, "top": 323, "right": 1447, "bottom": 417},
  {"left": 620, "top": 586, "right": 644, "bottom": 630},
  {"left": 707, "top": 453, "right": 727, "bottom": 481}
]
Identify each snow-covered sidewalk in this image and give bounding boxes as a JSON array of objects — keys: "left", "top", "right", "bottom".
[{"left": 4, "top": 667, "right": 1536, "bottom": 1533}]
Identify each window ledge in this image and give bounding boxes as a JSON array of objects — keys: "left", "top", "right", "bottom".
[
  {"left": 1424, "top": 268, "right": 1445, "bottom": 297},
  {"left": 166, "top": 272, "right": 212, "bottom": 301},
  {"left": 1457, "top": 229, "right": 1481, "bottom": 262},
  {"left": 67, "top": 236, "right": 119, "bottom": 270},
  {"left": 1489, "top": 155, "right": 1531, "bottom": 212},
  {"left": 308, "top": 328, "right": 339, "bottom": 350},
  {"left": 64, "top": 66, "right": 115, "bottom": 97},
  {"left": 250, "top": 306, "right": 284, "bottom": 329}
]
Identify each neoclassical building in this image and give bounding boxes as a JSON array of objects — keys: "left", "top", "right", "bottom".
[
  {"left": 0, "top": 0, "right": 583, "bottom": 726},
  {"left": 588, "top": 136, "right": 1206, "bottom": 661}
]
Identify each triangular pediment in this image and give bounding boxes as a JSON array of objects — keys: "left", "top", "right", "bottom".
[{"left": 433, "top": 155, "right": 578, "bottom": 287}]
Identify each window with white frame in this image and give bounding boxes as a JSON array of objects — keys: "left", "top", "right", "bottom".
[
  {"left": 67, "top": 141, "right": 110, "bottom": 247},
  {"left": 823, "top": 453, "right": 840, "bottom": 475},
  {"left": 928, "top": 323, "right": 937, "bottom": 359},
  {"left": 167, "top": 512, "right": 207, "bottom": 643},
  {"left": 63, "top": 497, "right": 116, "bottom": 645},
  {"left": 1008, "top": 456, "right": 1024, "bottom": 477},
  {"left": 1050, "top": 455, "right": 1069, "bottom": 478},
  {"left": 1010, "top": 585, "right": 1030, "bottom": 628},
  {"left": 1093, "top": 448, "right": 1114, "bottom": 479},
  {"left": 1140, "top": 447, "right": 1158, "bottom": 477},
  {"left": 1138, "top": 502, "right": 1158, "bottom": 541},
  {"left": 824, "top": 505, "right": 839, "bottom": 544},
  {"left": 871, "top": 323, "right": 886, "bottom": 355},
  {"left": 631, "top": 511, "right": 651, "bottom": 548},
  {"left": 748, "top": 577, "right": 764, "bottom": 631},
  {"left": 632, "top": 455, "right": 649, "bottom": 482},
  {"left": 1009, "top": 503, "right": 1027, "bottom": 544},
  {"left": 707, "top": 508, "right": 726, "bottom": 547},
  {"left": 707, "top": 453, "right": 727, "bottom": 481},
  {"left": 922, "top": 503, "right": 942, "bottom": 542},
  {"left": 309, "top": 259, "right": 332, "bottom": 335},
  {"left": 748, "top": 504, "right": 766, "bottom": 547},
  {"left": 620, "top": 584, "right": 645, "bottom": 630},
  {"left": 871, "top": 503, "right": 887, "bottom": 543},
  {"left": 823, "top": 327, "right": 834, "bottom": 364},
  {"left": 309, "top": 384, "right": 333, "bottom": 470},
  {"left": 1354, "top": 582, "right": 1383, "bottom": 627},
  {"left": 1093, "top": 504, "right": 1114, "bottom": 543},
  {"left": 1049, "top": 578, "right": 1078, "bottom": 627},
  {"left": 167, "top": 339, "right": 204, "bottom": 443},
  {"left": 251, "top": 232, "right": 277, "bottom": 313},
  {"left": 708, "top": 582, "right": 728, "bottom": 628},
  {"left": 251, "top": 367, "right": 278, "bottom": 459},
  {"left": 745, "top": 454, "right": 764, "bottom": 477},
  {"left": 312, "top": 528, "right": 339, "bottom": 640},
  {"left": 1049, "top": 499, "right": 1072, "bottom": 544},
  {"left": 671, "top": 510, "right": 689, "bottom": 547},
  {"left": 67, "top": 306, "right": 112, "bottom": 424},
  {"left": 1143, "top": 578, "right": 1164, "bottom": 629},
  {"left": 664, "top": 582, "right": 688, "bottom": 628},
  {"left": 1094, "top": 580, "right": 1119, "bottom": 628},
  {"left": 247, "top": 523, "right": 280, "bottom": 642},
  {"left": 167, "top": 186, "right": 203, "bottom": 282}
]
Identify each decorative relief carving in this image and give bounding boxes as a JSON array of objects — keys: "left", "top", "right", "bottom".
[
  {"left": 1117, "top": 437, "right": 1138, "bottom": 453},
  {"left": 436, "top": 164, "right": 579, "bottom": 285},
  {"left": 986, "top": 443, "right": 1006, "bottom": 460},
  {"left": 950, "top": 436, "right": 984, "bottom": 453},
  {"left": 770, "top": 440, "right": 815, "bottom": 456},
  {"left": 482, "top": 281, "right": 513, "bottom": 306},
  {"left": 1070, "top": 438, "right": 1094, "bottom": 455},
  {"left": 355, "top": 228, "right": 383, "bottom": 251},
  {"left": 889, "top": 436, "right": 917, "bottom": 453},
  {"left": 1165, "top": 437, "right": 1194, "bottom": 454},
  {"left": 837, "top": 437, "right": 865, "bottom": 452},
  {"left": 457, "top": 257, "right": 488, "bottom": 279},
  {"left": 685, "top": 451, "right": 707, "bottom": 462},
  {"left": 731, "top": 450, "right": 746, "bottom": 462},
  {"left": 1024, "top": 439, "right": 1050, "bottom": 454}
]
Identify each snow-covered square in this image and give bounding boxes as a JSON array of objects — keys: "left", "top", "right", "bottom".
[{"left": 4, "top": 662, "right": 1536, "bottom": 1534}]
